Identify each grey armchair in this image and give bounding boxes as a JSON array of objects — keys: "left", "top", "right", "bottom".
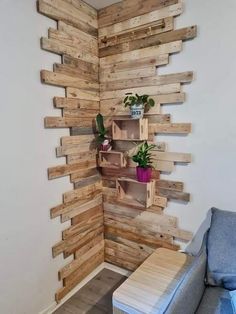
[{"left": 164, "top": 208, "right": 236, "bottom": 314}]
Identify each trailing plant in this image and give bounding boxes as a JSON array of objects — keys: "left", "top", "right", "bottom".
[
  {"left": 132, "top": 141, "right": 156, "bottom": 168},
  {"left": 96, "top": 113, "right": 108, "bottom": 144},
  {"left": 123, "top": 93, "right": 155, "bottom": 111}
]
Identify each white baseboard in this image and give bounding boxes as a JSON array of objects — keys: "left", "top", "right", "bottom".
[{"left": 39, "top": 262, "right": 129, "bottom": 314}]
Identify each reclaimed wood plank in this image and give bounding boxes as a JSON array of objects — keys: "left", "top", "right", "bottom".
[
  {"left": 101, "top": 71, "right": 193, "bottom": 91},
  {"left": 67, "top": 87, "right": 99, "bottom": 101},
  {"left": 100, "top": 83, "right": 181, "bottom": 100},
  {"left": 54, "top": 97, "right": 99, "bottom": 110},
  {"left": 98, "top": 0, "right": 178, "bottom": 27},
  {"left": 41, "top": 70, "right": 99, "bottom": 90},
  {"left": 99, "top": 17, "right": 173, "bottom": 49},
  {"left": 100, "top": 41, "right": 182, "bottom": 66},
  {"left": 100, "top": 67, "right": 156, "bottom": 83},
  {"left": 149, "top": 123, "right": 191, "bottom": 134},
  {"left": 99, "top": 26, "right": 197, "bottom": 57},
  {"left": 63, "top": 181, "right": 103, "bottom": 203},
  {"left": 44, "top": 116, "right": 94, "bottom": 128},
  {"left": 38, "top": 0, "right": 98, "bottom": 37},
  {"left": 48, "top": 160, "right": 96, "bottom": 179},
  {"left": 55, "top": 249, "right": 104, "bottom": 302},
  {"left": 99, "top": 3, "right": 183, "bottom": 38}
]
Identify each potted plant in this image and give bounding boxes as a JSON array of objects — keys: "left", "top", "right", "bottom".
[
  {"left": 123, "top": 93, "right": 155, "bottom": 119},
  {"left": 132, "top": 141, "right": 156, "bottom": 182},
  {"left": 96, "top": 113, "right": 111, "bottom": 151}
]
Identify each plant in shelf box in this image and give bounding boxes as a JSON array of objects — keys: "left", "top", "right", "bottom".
[
  {"left": 132, "top": 141, "right": 156, "bottom": 182},
  {"left": 96, "top": 113, "right": 111, "bottom": 151},
  {"left": 123, "top": 93, "right": 155, "bottom": 119}
]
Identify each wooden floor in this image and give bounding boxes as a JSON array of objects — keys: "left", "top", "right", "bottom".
[{"left": 54, "top": 269, "right": 127, "bottom": 314}]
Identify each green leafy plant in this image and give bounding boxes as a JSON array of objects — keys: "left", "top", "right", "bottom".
[
  {"left": 123, "top": 93, "right": 155, "bottom": 111},
  {"left": 96, "top": 113, "right": 108, "bottom": 144},
  {"left": 132, "top": 141, "right": 156, "bottom": 168}
]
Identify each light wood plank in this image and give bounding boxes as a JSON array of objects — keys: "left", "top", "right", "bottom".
[
  {"left": 100, "top": 26, "right": 197, "bottom": 57},
  {"left": 98, "top": 0, "right": 178, "bottom": 27},
  {"left": 100, "top": 83, "right": 181, "bottom": 100},
  {"left": 100, "top": 41, "right": 182, "bottom": 66},
  {"left": 44, "top": 116, "right": 94, "bottom": 128},
  {"left": 100, "top": 72, "right": 193, "bottom": 91},
  {"left": 67, "top": 87, "right": 99, "bottom": 101},
  {"left": 38, "top": 0, "right": 98, "bottom": 37},
  {"left": 149, "top": 123, "right": 191, "bottom": 134},
  {"left": 41, "top": 70, "right": 99, "bottom": 90},
  {"left": 99, "top": 3, "right": 183, "bottom": 38}
]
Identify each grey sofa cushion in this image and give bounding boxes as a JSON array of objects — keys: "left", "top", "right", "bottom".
[
  {"left": 207, "top": 208, "right": 236, "bottom": 290},
  {"left": 196, "top": 287, "right": 233, "bottom": 314}
]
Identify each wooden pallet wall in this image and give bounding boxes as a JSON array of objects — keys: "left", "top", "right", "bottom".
[
  {"left": 38, "top": 0, "right": 104, "bottom": 302},
  {"left": 38, "top": 0, "right": 196, "bottom": 302},
  {"left": 98, "top": 0, "right": 196, "bottom": 271}
]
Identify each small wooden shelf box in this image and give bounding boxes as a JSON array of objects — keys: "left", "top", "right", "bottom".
[
  {"left": 99, "top": 151, "right": 126, "bottom": 169},
  {"left": 112, "top": 118, "right": 148, "bottom": 141},
  {"left": 116, "top": 178, "right": 154, "bottom": 208}
]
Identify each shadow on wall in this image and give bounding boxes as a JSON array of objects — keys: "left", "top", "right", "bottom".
[{"left": 186, "top": 209, "right": 212, "bottom": 255}]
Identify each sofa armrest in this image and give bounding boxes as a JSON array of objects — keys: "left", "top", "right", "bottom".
[{"left": 164, "top": 248, "right": 207, "bottom": 314}]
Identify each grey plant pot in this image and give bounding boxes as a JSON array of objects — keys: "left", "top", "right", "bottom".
[{"left": 130, "top": 103, "right": 144, "bottom": 119}]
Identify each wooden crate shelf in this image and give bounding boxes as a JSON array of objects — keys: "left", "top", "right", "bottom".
[
  {"left": 116, "top": 178, "right": 155, "bottom": 208},
  {"left": 112, "top": 118, "right": 148, "bottom": 141},
  {"left": 99, "top": 151, "right": 127, "bottom": 168}
]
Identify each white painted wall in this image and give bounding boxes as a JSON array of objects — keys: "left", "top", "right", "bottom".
[
  {"left": 0, "top": 1, "right": 72, "bottom": 313},
  {"left": 1, "top": 0, "right": 236, "bottom": 313}
]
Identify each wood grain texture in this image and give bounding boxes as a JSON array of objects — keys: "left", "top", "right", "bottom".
[
  {"left": 99, "top": 3, "right": 183, "bottom": 38},
  {"left": 38, "top": 0, "right": 98, "bottom": 37},
  {"left": 98, "top": 0, "right": 178, "bottom": 27},
  {"left": 100, "top": 26, "right": 197, "bottom": 57}
]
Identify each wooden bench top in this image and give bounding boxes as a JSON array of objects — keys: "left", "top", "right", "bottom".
[{"left": 113, "top": 248, "right": 193, "bottom": 314}]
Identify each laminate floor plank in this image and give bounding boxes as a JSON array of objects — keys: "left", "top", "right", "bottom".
[{"left": 54, "top": 269, "right": 127, "bottom": 314}]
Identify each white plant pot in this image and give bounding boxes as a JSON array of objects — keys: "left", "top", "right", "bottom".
[{"left": 130, "top": 104, "right": 144, "bottom": 119}]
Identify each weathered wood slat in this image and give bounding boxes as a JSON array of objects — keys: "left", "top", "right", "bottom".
[
  {"left": 74, "top": 174, "right": 101, "bottom": 189},
  {"left": 100, "top": 66, "right": 157, "bottom": 83},
  {"left": 100, "top": 54, "right": 169, "bottom": 71},
  {"left": 99, "top": 26, "right": 197, "bottom": 57},
  {"left": 105, "top": 225, "right": 179, "bottom": 251},
  {"left": 100, "top": 83, "right": 181, "bottom": 100},
  {"left": 41, "top": 37, "right": 98, "bottom": 64},
  {"left": 153, "top": 152, "right": 192, "bottom": 163},
  {"left": 98, "top": 0, "right": 178, "bottom": 28},
  {"left": 44, "top": 116, "right": 94, "bottom": 128},
  {"left": 54, "top": 97, "right": 99, "bottom": 110},
  {"left": 63, "top": 109, "right": 98, "bottom": 118},
  {"left": 70, "top": 169, "right": 100, "bottom": 184},
  {"left": 62, "top": 54, "right": 98, "bottom": 72},
  {"left": 63, "top": 205, "right": 103, "bottom": 238},
  {"left": 100, "top": 72, "right": 193, "bottom": 91},
  {"left": 48, "top": 28, "right": 98, "bottom": 58},
  {"left": 56, "top": 142, "right": 96, "bottom": 156},
  {"left": 149, "top": 123, "right": 192, "bottom": 134},
  {"left": 100, "top": 93, "right": 185, "bottom": 116},
  {"left": 156, "top": 179, "right": 184, "bottom": 192},
  {"left": 50, "top": 194, "right": 102, "bottom": 219},
  {"left": 99, "top": 17, "right": 173, "bottom": 49},
  {"left": 67, "top": 151, "right": 97, "bottom": 165},
  {"left": 54, "top": 63, "right": 98, "bottom": 82},
  {"left": 41, "top": 70, "right": 99, "bottom": 90},
  {"left": 48, "top": 160, "right": 96, "bottom": 179},
  {"left": 100, "top": 41, "right": 182, "bottom": 66},
  {"left": 99, "top": 3, "right": 183, "bottom": 38},
  {"left": 66, "top": 87, "right": 99, "bottom": 101},
  {"left": 55, "top": 249, "right": 104, "bottom": 302},
  {"left": 58, "top": 21, "right": 98, "bottom": 55},
  {"left": 52, "top": 224, "right": 104, "bottom": 258},
  {"left": 63, "top": 181, "right": 103, "bottom": 203},
  {"left": 38, "top": 0, "right": 98, "bottom": 37},
  {"left": 157, "top": 188, "right": 190, "bottom": 202},
  {"left": 59, "top": 241, "right": 104, "bottom": 280}
]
